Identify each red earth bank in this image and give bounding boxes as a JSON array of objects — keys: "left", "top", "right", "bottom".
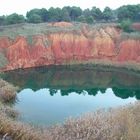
[{"left": 0, "top": 23, "right": 140, "bottom": 71}]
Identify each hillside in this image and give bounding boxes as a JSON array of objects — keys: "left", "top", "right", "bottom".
[{"left": 0, "top": 22, "right": 140, "bottom": 71}]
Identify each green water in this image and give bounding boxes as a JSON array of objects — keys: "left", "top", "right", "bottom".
[{"left": 3, "top": 65, "right": 140, "bottom": 126}]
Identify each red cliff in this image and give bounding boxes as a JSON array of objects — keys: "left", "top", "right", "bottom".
[{"left": 0, "top": 22, "right": 140, "bottom": 71}]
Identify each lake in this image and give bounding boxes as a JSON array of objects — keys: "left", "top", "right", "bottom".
[{"left": 2, "top": 65, "right": 140, "bottom": 126}]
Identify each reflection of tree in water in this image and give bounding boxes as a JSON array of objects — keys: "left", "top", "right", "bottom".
[
  {"left": 2, "top": 66, "right": 140, "bottom": 100},
  {"left": 85, "top": 89, "right": 98, "bottom": 96},
  {"left": 112, "top": 88, "right": 140, "bottom": 99},
  {"left": 49, "top": 89, "right": 57, "bottom": 96},
  {"left": 49, "top": 88, "right": 101, "bottom": 96},
  {"left": 48, "top": 87, "right": 140, "bottom": 100}
]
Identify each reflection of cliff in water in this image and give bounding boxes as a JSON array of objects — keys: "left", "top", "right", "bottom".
[{"left": 2, "top": 65, "right": 140, "bottom": 99}]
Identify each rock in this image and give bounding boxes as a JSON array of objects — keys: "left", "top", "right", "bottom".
[
  {"left": 0, "top": 37, "right": 11, "bottom": 52},
  {"left": 117, "top": 40, "right": 140, "bottom": 61}
]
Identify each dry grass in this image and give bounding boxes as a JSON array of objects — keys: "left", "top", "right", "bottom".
[
  {"left": 45, "top": 102, "right": 140, "bottom": 140},
  {"left": 0, "top": 102, "right": 140, "bottom": 140},
  {"left": 0, "top": 79, "right": 18, "bottom": 103},
  {"left": 0, "top": 109, "right": 45, "bottom": 140}
]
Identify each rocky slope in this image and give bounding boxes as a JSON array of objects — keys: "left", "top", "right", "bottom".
[{"left": 0, "top": 22, "right": 140, "bottom": 71}]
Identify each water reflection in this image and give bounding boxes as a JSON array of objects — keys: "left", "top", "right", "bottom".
[
  {"left": 2, "top": 66, "right": 140, "bottom": 125},
  {"left": 2, "top": 65, "right": 140, "bottom": 100},
  {"left": 15, "top": 88, "right": 136, "bottom": 126}
]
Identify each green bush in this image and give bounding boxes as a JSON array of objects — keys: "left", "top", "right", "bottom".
[
  {"left": 27, "top": 14, "right": 42, "bottom": 23},
  {"left": 5, "top": 13, "right": 25, "bottom": 25},
  {"left": 120, "top": 19, "right": 132, "bottom": 32}
]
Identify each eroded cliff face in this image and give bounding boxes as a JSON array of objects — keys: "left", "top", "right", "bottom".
[{"left": 0, "top": 22, "right": 140, "bottom": 71}]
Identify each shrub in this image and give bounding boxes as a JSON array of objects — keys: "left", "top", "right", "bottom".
[
  {"left": 27, "top": 14, "right": 42, "bottom": 23},
  {"left": 120, "top": 19, "right": 132, "bottom": 32},
  {"left": 0, "top": 79, "right": 18, "bottom": 103},
  {"left": 5, "top": 13, "right": 25, "bottom": 25}
]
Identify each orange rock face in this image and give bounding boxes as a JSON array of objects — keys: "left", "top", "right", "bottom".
[
  {"left": 6, "top": 36, "right": 31, "bottom": 69},
  {"left": 117, "top": 40, "right": 140, "bottom": 62},
  {"left": 0, "top": 37, "right": 11, "bottom": 51},
  {"left": 0, "top": 24, "right": 140, "bottom": 71}
]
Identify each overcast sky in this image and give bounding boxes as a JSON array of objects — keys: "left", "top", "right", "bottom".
[{"left": 0, "top": 0, "right": 140, "bottom": 16}]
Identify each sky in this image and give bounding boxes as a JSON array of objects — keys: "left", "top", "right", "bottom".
[{"left": 0, "top": 0, "right": 140, "bottom": 16}]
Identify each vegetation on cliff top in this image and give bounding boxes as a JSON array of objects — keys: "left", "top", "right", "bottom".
[
  {"left": 0, "top": 22, "right": 117, "bottom": 39},
  {"left": 0, "top": 4, "right": 140, "bottom": 25}
]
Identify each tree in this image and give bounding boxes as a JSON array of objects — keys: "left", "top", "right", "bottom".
[
  {"left": 27, "top": 14, "right": 42, "bottom": 23},
  {"left": 85, "top": 16, "right": 94, "bottom": 24},
  {"left": 117, "top": 5, "right": 140, "bottom": 21},
  {"left": 40, "top": 8, "right": 49, "bottom": 22},
  {"left": 5, "top": 13, "right": 25, "bottom": 25},
  {"left": 77, "top": 15, "right": 94, "bottom": 24},
  {"left": 120, "top": 19, "right": 132, "bottom": 32},
  {"left": 0, "top": 16, "right": 6, "bottom": 26},
  {"left": 77, "top": 15, "right": 86, "bottom": 23},
  {"left": 26, "top": 8, "right": 48, "bottom": 23},
  {"left": 83, "top": 9, "right": 92, "bottom": 17},
  {"left": 103, "top": 7, "right": 114, "bottom": 21},
  {"left": 61, "top": 8, "right": 71, "bottom": 22},
  {"left": 69, "top": 7, "right": 82, "bottom": 21},
  {"left": 91, "top": 7, "right": 103, "bottom": 21},
  {"left": 48, "top": 7, "right": 62, "bottom": 22}
]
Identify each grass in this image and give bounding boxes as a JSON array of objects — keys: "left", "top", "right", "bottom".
[
  {"left": 0, "top": 79, "right": 18, "bottom": 103},
  {"left": 0, "top": 22, "right": 118, "bottom": 40},
  {"left": 0, "top": 22, "right": 82, "bottom": 39},
  {"left": 0, "top": 110, "right": 43, "bottom": 140}
]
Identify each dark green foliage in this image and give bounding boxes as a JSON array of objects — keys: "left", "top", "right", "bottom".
[
  {"left": 83, "top": 9, "right": 92, "bottom": 17},
  {"left": 0, "top": 16, "right": 6, "bottom": 26},
  {"left": 40, "top": 8, "right": 49, "bottom": 22},
  {"left": 62, "top": 6, "right": 82, "bottom": 21},
  {"left": 77, "top": 15, "right": 86, "bottom": 23},
  {"left": 27, "top": 14, "right": 42, "bottom": 23},
  {"left": 91, "top": 7, "right": 103, "bottom": 21},
  {"left": 48, "top": 7, "right": 62, "bottom": 22},
  {"left": 120, "top": 19, "right": 132, "bottom": 32},
  {"left": 61, "top": 8, "right": 71, "bottom": 22},
  {"left": 5, "top": 13, "right": 25, "bottom": 25},
  {"left": 26, "top": 8, "right": 48, "bottom": 23},
  {"left": 85, "top": 16, "right": 94, "bottom": 24},
  {"left": 69, "top": 6, "right": 82, "bottom": 21},
  {"left": 103, "top": 7, "right": 114, "bottom": 21},
  {"left": 117, "top": 4, "right": 140, "bottom": 21},
  {"left": 0, "top": 4, "right": 140, "bottom": 25}
]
